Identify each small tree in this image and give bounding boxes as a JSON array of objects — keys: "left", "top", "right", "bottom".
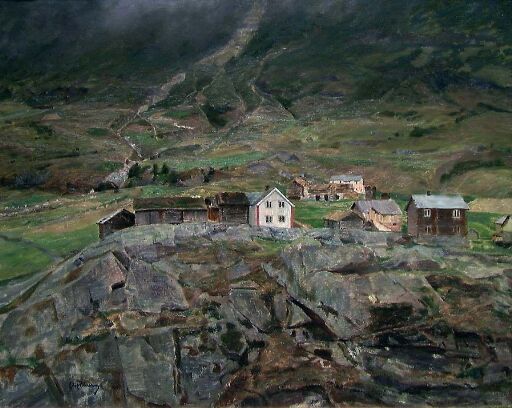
[
  {"left": 152, "top": 163, "right": 160, "bottom": 180},
  {"left": 161, "top": 163, "right": 170, "bottom": 175},
  {"left": 128, "top": 163, "right": 142, "bottom": 178},
  {"left": 167, "top": 170, "right": 179, "bottom": 184}
]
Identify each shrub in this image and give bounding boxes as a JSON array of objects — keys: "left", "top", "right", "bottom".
[
  {"left": 14, "top": 170, "right": 50, "bottom": 189},
  {"left": 152, "top": 163, "right": 160, "bottom": 180},
  {"left": 128, "top": 163, "right": 142, "bottom": 179},
  {"left": 409, "top": 126, "right": 437, "bottom": 138}
]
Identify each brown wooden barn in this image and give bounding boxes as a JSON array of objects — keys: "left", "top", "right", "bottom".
[
  {"left": 406, "top": 194, "right": 469, "bottom": 237},
  {"left": 323, "top": 211, "right": 365, "bottom": 230},
  {"left": 207, "top": 192, "right": 249, "bottom": 224},
  {"left": 97, "top": 209, "right": 135, "bottom": 239},
  {"left": 134, "top": 197, "right": 208, "bottom": 226},
  {"left": 288, "top": 177, "right": 309, "bottom": 200}
]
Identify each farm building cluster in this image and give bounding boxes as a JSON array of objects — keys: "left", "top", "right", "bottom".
[
  {"left": 97, "top": 173, "right": 508, "bottom": 246},
  {"left": 288, "top": 174, "right": 369, "bottom": 201},
  {"left": 98, "top": 187, "right": 295, "bottom": 238}
]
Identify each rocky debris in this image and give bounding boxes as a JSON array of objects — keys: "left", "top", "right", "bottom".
[
  {"left": 271, "top": 151, "right": 301, "bottom": 163},
  {"left": 0, "top": 223, "right": 511, "bottom": 407},
  {"left": 227, "top": 261, "right": 252, "bottom": 280},
  {"left": 246, "top": 160, "right": 274, "bottom": 174},
  {"left": 100, "top": 160, "right": 136, "bottom": 190}
]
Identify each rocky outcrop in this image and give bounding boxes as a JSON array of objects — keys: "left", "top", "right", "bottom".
[{"left": 0, "top": 223, "right": 511, "bottom": 407}]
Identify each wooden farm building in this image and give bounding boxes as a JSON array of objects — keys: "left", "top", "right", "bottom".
[
  {"left": 288, "top": 177, "right": 309, "bottom": 200},
  {"left": 323, "top": 211, "right": 365, "bottom": 230},
  {"left": 134, "top": 197, "right": 208, "bottom": 226},
  {"left": 406, "top": 194, "right": 469, "bottom": 237},
  {"left": 97, "top": 209, "right": 135, "bottom": 239},
  {"left": 352, "top": 199, "right": 403, "bottom": 232},
  {"left": 207, "top": 192, "right": 249, "bottom": 224},
  {"left": 493, "top": 215, "right": 512, "bottom": 246},
  {"left": 247, "top": 187, "right": 295, "bottom": 229},
  {"left": 329, "top": 175, "right": 365, "bottom": 194},
  {"left": 290, "top": 177, "right": 361, "bottom": 201}
]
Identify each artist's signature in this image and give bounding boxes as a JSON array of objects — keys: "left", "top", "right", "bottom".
[{"left": 69, "top": 380, "right": 101, "bottom": 395}]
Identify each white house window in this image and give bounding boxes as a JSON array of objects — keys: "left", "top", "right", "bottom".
[
  {"left": 266, "top": 201, "right": 272, "bottom": 208},
  {"left": 278, "top": 201, "right": 285, "bottom": 208},
  {"left": 279, "top": 215, "right": 286, "bottom": 223},
  {"left": 453, "top": 209, "right": 461, "bottom": 218},
  {"left": 266, "top": 215, "right": 273, "bottom": 223},
  {"left": 424, "top": 209, "right": 431, "bottom": 218},
  {"left": 425, "top": 225, "right": 432, "bottom": 234}
]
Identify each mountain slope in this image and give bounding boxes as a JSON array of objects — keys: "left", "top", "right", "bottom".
[{"left": 0, "top": 0, "right": 511, "bottom": 196}]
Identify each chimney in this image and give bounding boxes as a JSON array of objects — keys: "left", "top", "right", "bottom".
[
  {"left": 427, "top": 191, "right": 432, "bottom": 196},
  {"left": 265, "top": 185, "right": 270, "bottom": 191}
]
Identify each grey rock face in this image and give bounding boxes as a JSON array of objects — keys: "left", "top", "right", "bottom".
[
  {"left": 266, "top": 243, "right": 441, "bottom": 340},
  {"left": 0, "top": 223, "right": 510, "bottom": 407},
  {"left": 119, "top": 332, "right": 178, "bottom": 406},
  {"left": 125, "top": 260, "right": 189, "bottom": 313},
  {"left": 229, "top": 286, "right": 272, "bottom": 332}
]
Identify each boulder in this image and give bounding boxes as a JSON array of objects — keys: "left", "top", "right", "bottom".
[{"left": 229, "top": 286, "right": 272, "bottom": 332}]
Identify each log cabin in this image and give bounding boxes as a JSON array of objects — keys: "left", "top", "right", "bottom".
[
  {"left": 97, "top": 209, "right": 135, "bottom": 239},
  {"left": 134, "top": 197, "right": 208, "bottom": 226},
  {"left": 323, "top": 211, "right": 365, "bottom": 230},
  {"left": 406, "top": 194, "right": 469, "bottom": 237},
  {"left": 207, "top": 192, "right": 249, "bottom": 224}
]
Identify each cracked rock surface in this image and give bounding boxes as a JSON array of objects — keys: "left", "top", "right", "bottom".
[{"left": 0, "top": 224, "right": 511, "bottom": 407}]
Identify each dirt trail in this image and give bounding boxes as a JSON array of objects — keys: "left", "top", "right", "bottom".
[
  {"left": 199, "top": 0, "right": 267, "bottom": 67},
  {"left": 113, "top": 0, "right": 267, "bottom": 161}
]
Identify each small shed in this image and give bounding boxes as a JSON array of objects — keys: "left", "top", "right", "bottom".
[
  {"left": 97, "top": 209, "right": 135, "bottom": 240},
  {"left": 209, "top": 192, "right": 249, "bottom": 224},
  {"left": 493, "top": 215, "right": 512, "bottom": 246},
  {"left": 134, "top": 197, "right": 208, "bottom": 226},
  {"left": 323, "top": 211, "right": 365, "bottom": 230}
]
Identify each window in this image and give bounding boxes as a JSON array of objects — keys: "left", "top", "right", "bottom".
[
  {"left": 315, "top": 195, "right": 320, "bottom": 201},
  {"left": 279, "top": 215, "right": 286, "bottom": 223},
  {"left": 266, "top": 201, "right": 272, "bottom": 208},
  {"left": 278, "top": 201, "right": 285, "bottom": 208},
  {"left": 324, "top": 194, "right": 329, "bottom": 201},
  {"left": 425, "top": 225, "right": 432, "bottom": 235},
  {"left": 453, "top": 209, "right": 461, "bottom": 218},
  {"left": 453, "top": 225, "right": 462, "bottom": 234},
  {"left": 423, "top": 209, "right": 431, "bottom": 218},
  {"left": 265, "top": 215, "right": 273, "bottom": 223}
]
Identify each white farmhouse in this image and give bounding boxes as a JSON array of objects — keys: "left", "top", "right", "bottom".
[
  {"left": 329, "top": 174, "right": 365, "bottom": 194},
  {"left": 247, "top": 188, "right": 295, "bottom": 229}
]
